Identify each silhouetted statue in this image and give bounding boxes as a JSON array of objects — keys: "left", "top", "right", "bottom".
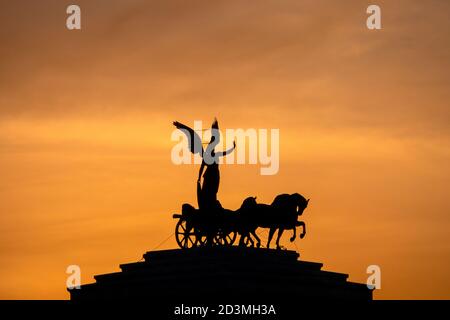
[
  {"left": 173, "top": 119, "right": 236, "bottom": 245},
  {"left": 172, "top": 119, "right": 309, "bottom": 250},
  {"left": 174, "top": 119, "right": 235, "bottom": 212},
  {"left": 173, "top": 119, "right": 235, "bottom": 212}
]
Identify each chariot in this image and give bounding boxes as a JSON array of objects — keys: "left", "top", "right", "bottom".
[{"left": 173, "top": 205, "right": 238, "bottom": 248}]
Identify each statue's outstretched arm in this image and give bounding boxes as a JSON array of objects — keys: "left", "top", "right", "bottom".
[{"left": 217, "top": 141, "right": 236, "bottom": 157}]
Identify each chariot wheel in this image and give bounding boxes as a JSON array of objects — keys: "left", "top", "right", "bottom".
[
  {"left": 214, "top": 230, "right": 237, "bottom": 246},
  {"left": 175, "top": 218, "right": 197, "bottom": 249}
]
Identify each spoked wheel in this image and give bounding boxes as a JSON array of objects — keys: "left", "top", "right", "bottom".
[
  {"left": 214, "top": 230, "right": 237, "bottom": 246},
  {"left": 175, "top": 218, "right": 197, "bottom": 249}
]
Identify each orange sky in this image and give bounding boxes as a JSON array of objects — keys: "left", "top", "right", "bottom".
[{"left": 0, "top": 0, "right": 449, "bottom": 299}]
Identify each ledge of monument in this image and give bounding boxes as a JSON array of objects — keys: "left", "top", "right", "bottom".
[
  {"left": 70, "top": 246, "right": 373, "bottom": 301},
  {"left": 93, "top": 266, "right": 349, "bottom": 288},
  {"left": 86, "top": 248, "right": 352, "bottom": 286},
  {"left": 119, "top": 259, "right": 323, "bottom": 274},
  {"left": 116, "top": 247, "right": 325, "bottom": 277},
  {"left": 142, "top": 246, "right": 301, "bottom": 262}
]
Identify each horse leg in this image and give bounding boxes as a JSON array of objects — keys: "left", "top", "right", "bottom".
[
  {"left": 267, "top": 227, "right": 276, "bottom": 248},
  {"left": 251, "top": 230, "right": 261, "bottom": 248},
  {"left": 249, "top": 236, "right": 255, "bottom": 247},
  {"left": 239, "top": 232, "right": 246, "bottom": 246},
  {"left": 207, "top": 233, "right": 214, "bottom": 246},
  {"left": 290, "top": 226, "right": 296, "bottom": 242},
  {"left": 276, "top": 228, "right": 284, "bottom": 249},
  {"left": 247, "top": 233, "right": 255, "bottom": 247},
  {"left": 239, "top": 229, "right": 254, "bottom": 247},
  {"left": 299, "top": 221, "right": 306, "bottom": 239}
]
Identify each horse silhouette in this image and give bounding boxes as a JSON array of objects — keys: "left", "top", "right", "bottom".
[{"left": 237, "top": 194, "right": 309, "bottom": 249}]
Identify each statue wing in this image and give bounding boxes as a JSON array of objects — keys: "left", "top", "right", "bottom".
[
  {"left": 211, "top": 118, "right": 220, "bottom": 145},
  {"left": 173, "top": 121, "right": 204, "bottom": 156}
]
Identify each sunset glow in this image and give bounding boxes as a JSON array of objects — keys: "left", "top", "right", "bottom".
[{"left": 0, "top": 0, "right": 449, "bottom": 299}]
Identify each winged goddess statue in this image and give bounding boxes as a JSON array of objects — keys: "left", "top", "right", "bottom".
[{"left": 173, "top": 119, "right": 236, "bottom": 212}]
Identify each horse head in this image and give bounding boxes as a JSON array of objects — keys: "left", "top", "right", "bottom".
[
  {"left": 291, "top": 193, "right": 309, "bottom": 216},
  {"left": 240, "top": 196, "right": 257, "bottom": 210}
]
